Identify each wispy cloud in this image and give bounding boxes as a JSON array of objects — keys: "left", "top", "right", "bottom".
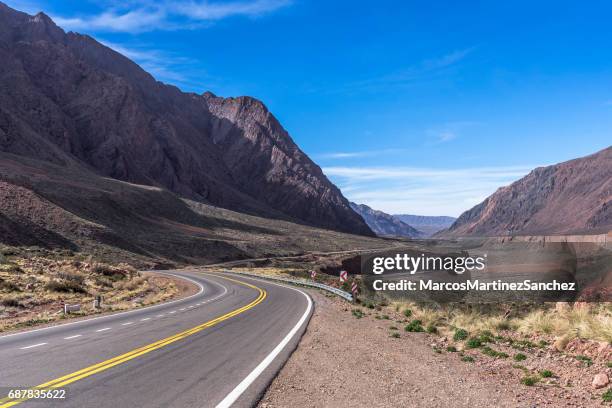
[
  {"left": 427, "top": 120, "right": 482, "bottom": 143},
  {"left": 330, "top": 47, "right": 476, "bottom": 94},
  {"left": 173, "top": 0, "right": 291, "bottom": 20},
  {"left": 316, "top": 148, "right": 408, "bottom": 160},
  {"left": 51, "top": 0, "right": 292, "bottom": 33},
  {"left": 99, "top": 40, "right": 214, "bottom": 89},
  {"left": 324, "top": 164, "right": 537, "bottom": 216}
]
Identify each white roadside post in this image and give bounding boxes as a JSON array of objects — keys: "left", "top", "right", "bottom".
[
  {"left": 64, "top": 303, "right": 81, "bottom": 314},
  {"left": 310, "top": 270, "right": 317, "bottom": 280},
  {"left": 93, "top": 295, "right": 102, "bottom": 309}
]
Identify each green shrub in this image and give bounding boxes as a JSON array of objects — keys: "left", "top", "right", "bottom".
[
  {"left": 389, "top": 326, "right": 398, "bottom": 330},
  {"left": 481, "top": 346, "right": 508, "bottom": 358},
  {"left": 351, "top": 309, "right": 364, "bottom": 319},
  {"left": 606, "top": 361, "right": 612, "bottom": 368},
  {"left": 461, "top": 356, "right": 474, "bottom": 362},
  {"left": 521, "top": 376, "right": 539, "bottom": 386},
  {"left": 466, "top": 337, "right": 483, "bottom": 349},
  {"left": 403, "top": 309, "right": 412, "bottom": 318},
  {"left": 426, "top": 324, "right": 438, "bottom": 334},
  {"left": 390, "top": 332, "right": 400, "bottom": 338},
  {"left": 446, "top": 346, "right": 457, "bottom": 352},
  {"left": 405, "top": 319, "right": 424, "bottom": 332},
  {"left": 539, "top": 370, "right": 554, "bottom": 378},
  {"left": 453, "top": 328, "right": 469, "bottom": 341},
  {"left": 575, "top": 355, "right": 593, "bottom": 366},
  {"left": 514, "top": 353, "right": 527, "bottom": 362},
  {"left": 602, "top": 388, "right": 612, "bottom": 402}
]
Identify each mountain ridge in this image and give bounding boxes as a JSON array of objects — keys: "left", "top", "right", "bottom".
[
  {"left": 442, "top": 146, "right": 612, "bottom": 237},
  {"left": 0, "top": 2, "right": 373, "bottom": 237},
  {"left": 350, "top": 202, "right": 422, "bottom": 238}
]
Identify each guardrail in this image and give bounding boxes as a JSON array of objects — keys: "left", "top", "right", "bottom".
[{"left": 226, "top": 270, "right": 354, "bottom": 302}]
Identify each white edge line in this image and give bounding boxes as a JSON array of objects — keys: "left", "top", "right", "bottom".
[
  {"left": 0, "top": 272, "right": 204, "bottom": 340},
  {"left": 20, "top": 342, "right": 47, "bottom": 350},
  {"left": 95, "top": 328, "right": 111, "bottom": 332},
  {"left": 122, "top": 322, "right": 134, "bottom": 326},
  {"left": 63, "top": 335, "right": 82, "bottom": 340},
  {"left": 214, "top": 275, "right": 313, "bottom": 408}
]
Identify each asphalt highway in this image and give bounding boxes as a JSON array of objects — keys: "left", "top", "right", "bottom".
[{"left": 0, "top": 271, "right": 313, "bottom": 408}]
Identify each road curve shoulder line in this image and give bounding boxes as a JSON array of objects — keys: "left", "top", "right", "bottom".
[
  {"left": 214, "top": 275, "right": 313, "bottom": 408},
  {"left": 0, "top": 272, "right": 205, "bottom": 340}
]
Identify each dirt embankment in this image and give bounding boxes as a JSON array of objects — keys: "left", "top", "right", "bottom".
[{"left": 259, "top": 292, "right": 611, "bottom": 407}]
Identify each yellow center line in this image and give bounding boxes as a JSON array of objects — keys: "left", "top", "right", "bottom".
[{"left": 0, "top": 274, "right": 266, "bottom": 408}]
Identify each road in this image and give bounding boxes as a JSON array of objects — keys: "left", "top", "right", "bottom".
[{"left": 0, "top": 271, "right": 312, "bottom": 408}]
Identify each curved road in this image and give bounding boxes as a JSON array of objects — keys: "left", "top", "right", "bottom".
[{"left": 0, "top": 271, "right": 312, "bottom": 408}]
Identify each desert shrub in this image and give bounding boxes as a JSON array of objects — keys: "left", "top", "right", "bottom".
[
  {"left": 461, "top": 356, "right": 474, "bottom": 362},
  {"left": 481, "top": 346, "right": 508, "bottom": 358},
  {"left": 389, "top": 326, "right": 398, "bottom": 330},
  {"left": 446, "top": 346, "right": 457, "bottom": 352},
  {"left": 466, "top": 337, "right": 483, "bottom": 348},
  {"left": 514, "top": 353, "right": 527, "bottom": 362},
  {"left": 0, "top": 263, "right": 22, "bottom": 273},
  {"left": 57, "top": 271, "right": 85, "bottom": 285},
  {"left": 539, "top": 370, "right": 554, "bottom": 378},
  {"left": 45, "top": 280, "right": 86, "bottom": 294},
  {"left": 92, "top": 263, "right": 127, "bottom": 281},
  {"left": 521, "top": 376, "right": 539, "bottom": 386},
  {"left": 603, "top": 389, "right": 612, "bottom": 402},
  {"left": 405, "top": 319, "right": 424, "bottom": 332},
  {"left": 426, "top": 324, "right": 438, "bottom": 334},
  {"left": 403, "top": 309, "right": 412, "bottom": 318},
  {"left": 0, "top": 297, "right": 21, "bottom": 307},
  {"left": 390, "top": 332, "right": 400, "bottom": 338},
  {"left": 352, "top": 309, "right": 364, "bottom": 319},
  {"left": 381, "top": 314, "right": 390, "bottom": 320},
  {"left": 453, "top": 328, "right": 469, "bottom": 341},
  {"left": 575, "top": 355, "right": 592, "bottom": 366},
  {"left": 0, "top": 279, "right": 20, "bottom": 292}
]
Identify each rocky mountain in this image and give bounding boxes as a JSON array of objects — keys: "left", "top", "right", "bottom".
[
  {"left": 0, "top": 152, "right": 385, "bottom": 265},
  {"left": 393, "top": 215, "right": 456, "bottom": 237},
  {"left": 0, "top": 2, "right": 373, "bottom": 237},
  {"left": 350, "top": 203, "right": 422, "bottom": 238},
  {"left": 443, "top": 146, "right": 612, "bottom": 237}
]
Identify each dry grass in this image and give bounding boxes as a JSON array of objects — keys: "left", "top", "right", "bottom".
[{"left": 0, "top": 246, "right": 179, "bottom": 333}]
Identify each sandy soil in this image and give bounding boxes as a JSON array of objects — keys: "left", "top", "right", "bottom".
[{"left": 259, "top": 292, "right": 609, "bottom": 408}]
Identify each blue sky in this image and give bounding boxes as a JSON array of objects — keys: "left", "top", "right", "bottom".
[{"left": 7, "top": 0, "right": 612, "bottom": 216}]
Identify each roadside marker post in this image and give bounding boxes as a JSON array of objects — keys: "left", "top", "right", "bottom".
[
  {"left": 339, "top": 270, "right": 348, "bottom": 282},
  {"left": 351, "top": 281, "right": 359, "bottom": 295},
  {"left": 310, "top": 270, "right": 317, "bottom": 280}
]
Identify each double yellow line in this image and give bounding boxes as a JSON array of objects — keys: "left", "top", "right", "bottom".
[{"left": 0, "top": 274, "right": 266, "bottom": 408}]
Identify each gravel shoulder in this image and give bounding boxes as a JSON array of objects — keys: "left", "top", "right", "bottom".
[{"left": 259, "top": 291, "right": 608, "bottom": 408}]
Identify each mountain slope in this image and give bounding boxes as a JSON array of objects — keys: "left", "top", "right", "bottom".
[
  {"left": 0, "top": 153, "right": 385, "bottom": 265},
  {"left": 0, "top": 2, "right": 372, "bottom": 237},
  {"left": 443, "top": 146, "right": 612, "bottom": 236},
  {"left": 393, "top": 215, "right": 456, "bottom": 237},
  {"left": 350, "top": 203, "right": 421, "bottom": 238}
]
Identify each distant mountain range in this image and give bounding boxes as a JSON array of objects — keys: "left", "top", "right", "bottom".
[
  {"left": 0, "top": 2, "right": 373, "bottom": 238},
  {"left": 393, "top": 215, "right": 457, "bottom": 237},
  {"left": 443, "top": 146, "right": 611, "bottom": 236},
  {"left": 350, "top": 203, "right": 422, "bottom": 238}
]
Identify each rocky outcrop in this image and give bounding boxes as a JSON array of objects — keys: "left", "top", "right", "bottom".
[
  {"left": 443, "top": 146, "right": 612, "bottom": 236},
  {"left": 0, "top": 2, "right": 372, "bottom": 236},
  {"left": 350, "top": 203, "right": 421, "bottom": 238}
]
